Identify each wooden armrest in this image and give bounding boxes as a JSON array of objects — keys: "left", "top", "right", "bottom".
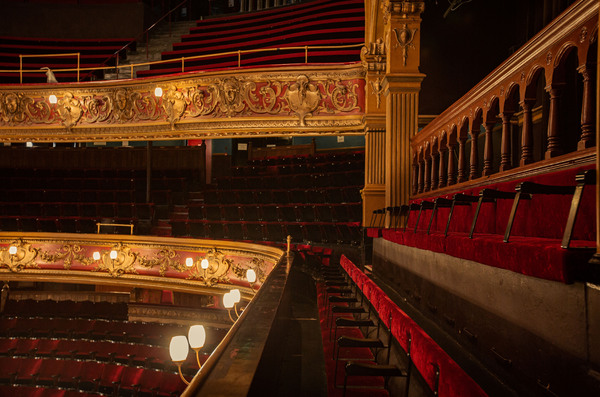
[
  {"left": 452, "top": 193, "right": 479, "bottom": 203},
  {"left": 433, "top": 197, "right": 453, "bottom": 207},
  {"left": 335, "top": 318, "right": 375, "bottom": 327},
  {"left": 345, "top": 361, "right": 406, "bottom": 377},
  {"left": 420, "top": 201, "right": 435, "bottom": 210},
  {"left": 337, "top": 335, "right": 385, "bottom": 349},
  {"left": 479, "top": 188, "right": 520, "bottom": 200},
  {"left": 516, "top": 181, "right": 575, "bottom": 195}
]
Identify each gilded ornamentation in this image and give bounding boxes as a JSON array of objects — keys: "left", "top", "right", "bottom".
[
  {"left": 0, "top": 240, "right": 39, "bottom": 272},
  {"left": 161, "top": 86, "right": 188, "bottom": 129},
  {"left": 39, "top": 244, "right": 94, "bottom": 270},
  {"left": 56, "top": 92, "right": 83, "bottom": 130},
  {"left": 232, "top": 257, "right": 267, "bottom": 284},
  {"left": 186, "top": 86, "right": 217, "bottom": 117},
  {"left": 286, "top": 75, "right": 321, "bottom": 126},
  {"left": 393, "top": 24, "right": 418, "bottom": 67},
  {"left": 370, "top": 77, "right": 384, "bottom": 108},
  {"left": 138, "top": 247, "right": 185, "bottom": 276},
  {"left": 187, "top": 248, "right": 232, "bottom": 286},
  {"left": 93, "top": 242, "right": 138, "bottom": 277},
  {"left": 0, "top": 92, "right": 31, "bottom": 123},
  {"left": 0, "top": 66, "right": 365, "bottom": 139},
  {"left": 215, "top": 77, "right": 245, "bottom": 116},
  {"left": 546, "top": 51, "right": 552, "bottom": 66},
  {"left": 83, "top": 95, "right": 112, "bottom": 124},
  {"left": 326, "top": 79, "right": 360, "bottom": 113},
  {"left": 360, "top": 38, "right": 386, "bottom": 73}
]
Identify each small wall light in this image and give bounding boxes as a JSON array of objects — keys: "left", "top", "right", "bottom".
[
  {"left": 8, "top": 246, "right": 17, "bottom": 255},
  {"left": 92, "top": 251, "right": 101, "bottom": 261},
  {"left": 49, "top": 94, "right": 57, "bottom": 104},
  {"left": 246, "top": 269, "right": 257, "bottom": 283},
  {"left": 185, "top": 257, "right": 194, "bottom": 268},
  {"left": 109, "top": 250, "right": 118, "bottom": 260},
  {"left": 154, "top": 87, "right": 163, "bottom": 97}
]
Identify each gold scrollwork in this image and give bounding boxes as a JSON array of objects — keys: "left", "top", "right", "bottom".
[
  {"left": 326, "top": 79, "right": 360, "bottom": 113},
  {"left": 231, "top": 256, "right": 267, "bottom": 284},
  {"left": 93, "top": 242, "right": 138, "bottom": 277},
  {"left": 39, "top": 244, "right": 95, "bottom": 270},
  {"left": 83, "top": 94, "right": 112, "bottom": 124},
  {"left": 138, "top": 247, "right": 185, "bottom": 277},
  {"left": 186, "top": 247, "right": 232, "bottom": 286},
  {"left": 0, "top": 239, "right": 40, "bottom": 272}
]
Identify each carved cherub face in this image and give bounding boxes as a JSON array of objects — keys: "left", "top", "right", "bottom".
[
  {"left": 223, "top": 80, "right": 238, "bottom": 104},
  {"left": 5, "top": 94, "right": 18, "bottom": 114}
]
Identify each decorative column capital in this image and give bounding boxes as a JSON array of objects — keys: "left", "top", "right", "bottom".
[
  {"left": 361, "top": 38, "right": 387, "bottom": 74},
  {"left": 382, "top": 0, "right": 425, "bottom": 21}
]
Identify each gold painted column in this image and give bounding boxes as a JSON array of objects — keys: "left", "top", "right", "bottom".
[
  {"left": 381, "top": 1, "right": 425, "bottom": 227},
  {"left": 361, "top": 0, "right": 387, "bottom": 227}
]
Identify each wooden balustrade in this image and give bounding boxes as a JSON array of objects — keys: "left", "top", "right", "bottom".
[{"left": 411, "top": 0, "right": 598, "bottom": 197}]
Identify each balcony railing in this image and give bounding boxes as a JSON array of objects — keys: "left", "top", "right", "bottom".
[
  {"left": 1, "top": 43, "right": 364, "bottom": 84},
  {"left": 411, "top": 0, "right": 598, "bottom": 197}
]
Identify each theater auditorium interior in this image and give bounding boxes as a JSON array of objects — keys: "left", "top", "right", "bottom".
[{"left": 0, "top": 0, "right": 599, "bottom": 396}]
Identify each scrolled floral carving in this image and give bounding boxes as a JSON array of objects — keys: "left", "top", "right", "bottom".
[
  {"left": 83, "top": 94, "right": 112, "bottom": 124},
  {"left": 325, "top": 79, "right": 360, "bottom": 113},
  {"left": 39, "top": 244, "right": 94, "bottom": 270},
  {"left": 186, "top": 247, "right": 232, "bottom": 286},
  {"left": 0, "top": 239, "right": 39, "bottom": 272},
  {"left": 231, "top": 256, "right": 267, "bottom": 284},
  {"left": 138, "top": 247, "right": 185, "bottom": 276},
  {"left": 93, "top": 242, "right": 138, "bottom": 277}
]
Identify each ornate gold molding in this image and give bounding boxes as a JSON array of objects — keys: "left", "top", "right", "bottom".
[
  {"left": 0, "top": 233, "right": 282, "bottom": 294},
  {"left": 0, "top": 65, "right": 366, "bottom": 142}
]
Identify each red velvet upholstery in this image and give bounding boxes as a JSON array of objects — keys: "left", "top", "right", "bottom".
[
  {"left": 340, "top": 255, "right": 489, "bottom": 397},
  {"left": 376, "top": 165, "right": 596, "bottom": 283}
]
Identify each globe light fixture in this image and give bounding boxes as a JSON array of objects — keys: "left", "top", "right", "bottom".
[
  {"left": 188, "top": 325, "right": 206, "bottom": 367},
  {"left": 170, "top": 335, "right": 190, "bottom": 385}
]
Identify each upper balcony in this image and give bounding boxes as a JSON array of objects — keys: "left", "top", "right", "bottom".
[{"left": 411, "top": 0, "right": 598, "bottom": 198}]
